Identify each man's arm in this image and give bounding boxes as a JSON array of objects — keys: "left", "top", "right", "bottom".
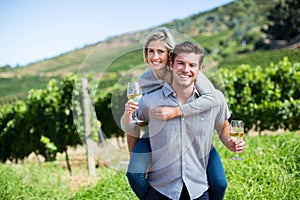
[{"left": 214, "top": 89, "right": 245, "bottom": 153}]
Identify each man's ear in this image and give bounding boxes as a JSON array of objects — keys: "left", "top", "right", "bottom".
[{"left": 169, "top": 60, "right": 173, "bottom": 70}]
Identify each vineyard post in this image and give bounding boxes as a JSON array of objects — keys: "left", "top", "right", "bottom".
[{"left": 81, "top": 78, "right": 96, "bottom": 177}]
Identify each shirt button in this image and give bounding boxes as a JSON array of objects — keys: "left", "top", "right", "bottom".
[{"left": 201, "top": 118, "right": 204, "bottom": 121}]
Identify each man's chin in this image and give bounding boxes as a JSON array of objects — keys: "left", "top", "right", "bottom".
[
  {"left": 180, "top": 78, "right": 192, "bottom": 84},
  {"left": 179, "top": 81, "right": 193, "bottom": 87}
]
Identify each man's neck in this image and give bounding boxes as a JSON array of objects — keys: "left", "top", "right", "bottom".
[{"left": 171, "top": 83, "right": 194, "bottom": 104}]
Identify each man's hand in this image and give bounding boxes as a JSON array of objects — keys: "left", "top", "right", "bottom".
[
  {"left": 151, "top": 106, "right": 182, "bottom": 120},
  {"left": 219, "top": 120, "right": 246, "bottom": 153},
  {"left": 226, "top": 137, "right": 246, "bottom": 153}
]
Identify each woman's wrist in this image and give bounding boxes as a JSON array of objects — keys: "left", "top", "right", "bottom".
[{"left": 176, "top": 106, "right": 183, "bottom": 117}]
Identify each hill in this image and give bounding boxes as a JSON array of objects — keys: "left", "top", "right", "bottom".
[{"left": 0, "top": 0, "right": 299, "bottom": 104}]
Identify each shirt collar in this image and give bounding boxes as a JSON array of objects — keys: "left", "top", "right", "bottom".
[{"left": 162, "top": 82, "right": 200, "bottom": 98}]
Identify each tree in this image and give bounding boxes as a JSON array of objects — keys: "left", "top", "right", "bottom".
[{"left": 264, "top": 0, "right": 300, "bottom": 41}]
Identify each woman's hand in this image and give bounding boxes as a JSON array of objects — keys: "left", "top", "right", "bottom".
[
  {"left": 122, "top": 100, "right": 139, "bottom": 123},
  {"left": 124, "top": 100, "right": 138, "bottom": 115},
  {"left": 151, "top": 106, "right": 182, "bottom": 120}
]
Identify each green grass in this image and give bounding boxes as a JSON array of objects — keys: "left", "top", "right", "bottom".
[
  {"left": 219, "top": 49, "right": 300, "bottom": 69},
  {"left": 0, "top": 163, "right": 72, "bottom": 200},
  {"left": 218, "top": 132, "right": 300, "bottom": 199},
  {"left": 0, "top": 132, "right": 299, "bottom": 199}
]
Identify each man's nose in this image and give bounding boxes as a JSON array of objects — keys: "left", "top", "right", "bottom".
[{"left": 182, "top": 63, "right": 190, "bottom": 71}]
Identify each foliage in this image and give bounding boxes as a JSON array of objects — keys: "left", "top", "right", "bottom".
[
  {"left": 0, "top": 73, "right": 82, "bottom": 164},
  {"left": 264, "top": 0, "right": 300, "bottom": 41},
  {"left": 94, "top": 88, "right": 127, "bottom": 139},
  {"left": 0, "top": 102, "right": 33, "bottom": 163},
  {"left": 0, "top": 132, "right": 299, "bottom": 199},
  {"left": 221, "top": 57, "right": 300, "bottom": 132},
  {"left": 1, "top": 58, "right": 299, "bottom": 163}
]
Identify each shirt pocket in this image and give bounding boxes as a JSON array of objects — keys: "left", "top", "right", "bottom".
[{"left": 186, "top": 110, "right": 211, "bottom": 137}]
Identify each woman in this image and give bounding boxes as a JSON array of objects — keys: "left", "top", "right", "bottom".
[{"left": 121, "top": 27, "right": 227, "bottom": 200}]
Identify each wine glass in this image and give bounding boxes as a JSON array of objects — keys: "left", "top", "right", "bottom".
[
  {"left": 230, "top": 120, "right": 244, "bottom": 160},
  {"left": 127, "top": 82, "right": 143, "bottom": 123}
]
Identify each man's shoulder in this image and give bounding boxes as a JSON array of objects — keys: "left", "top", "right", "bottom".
[
  {"left": 215, "top": 89, "right": 225, "bottom": 99},
  {"left": 141, "top": 83, "right": 172, "bottom": 104},
  {"left": 213, "top": 89, "right": 228, "bottom": 109},
  {"left": 144, "top": 86, "right": 164, "bottom": 97}
]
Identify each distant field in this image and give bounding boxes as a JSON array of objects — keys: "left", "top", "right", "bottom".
[
  {"left": 219, "top": 48, "right": 300, "bottom": 69},
  {"left": 0, "top": 48, "right": 298, "bottom": 105},
  {"left": 0, "top": 76, "right": 53, "bottom": 104}
]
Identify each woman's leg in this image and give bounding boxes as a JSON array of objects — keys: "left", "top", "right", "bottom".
[
  {"left": 207, "top": 145, "right": 227, "bottom": 200},
  {"left": 126, "top": 137, "right": 151, "bottom": 200}
]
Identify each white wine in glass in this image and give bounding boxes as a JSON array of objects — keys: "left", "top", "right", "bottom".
[
  {"left": 230, "top": 120, "right": 244, "bottom": 160},
  {"left": 127, "top": 82, "right": 143, "bottom": 123}
]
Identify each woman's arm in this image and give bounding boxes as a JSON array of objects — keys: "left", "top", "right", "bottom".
[
  {"left": 120, "top": 100, "right": 140, "bottom": 153},
  {"left": 151, "top": 73, "right": 218, "bottom": 120},
  {"left": 181, "top": 72, "right": 218, "bottom": 116}
]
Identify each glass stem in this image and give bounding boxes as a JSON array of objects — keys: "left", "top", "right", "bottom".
[{"left": 133, "top": 111, "right": 138, "bottom": 121}]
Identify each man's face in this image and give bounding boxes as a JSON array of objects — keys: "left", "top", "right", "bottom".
[{"left": 170, "top": 52, "right": 201, "bottom": 88}]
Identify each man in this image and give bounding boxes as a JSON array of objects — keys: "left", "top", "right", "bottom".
[{"left": 123, "top": 41, "right": 245, "bottom": 199}]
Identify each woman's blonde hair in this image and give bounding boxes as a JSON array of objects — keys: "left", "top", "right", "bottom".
[{"left": 143, "top": 27, "right": 176, "bottom": 64}]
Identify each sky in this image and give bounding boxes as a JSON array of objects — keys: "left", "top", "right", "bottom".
[{"left": 0, "top": 0, "right": 234, "bottom": 67}]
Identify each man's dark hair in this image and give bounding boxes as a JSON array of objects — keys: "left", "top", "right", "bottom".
[{"left": 170, "top": 41, "right": 204, "bottom": 66}]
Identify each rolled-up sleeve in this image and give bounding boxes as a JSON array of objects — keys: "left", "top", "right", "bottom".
[
  {"left": 214, "top": 90, "right": 231, "bottom": 136},
  {"left": 120, "top": 116, "right": 140, "bottom": 137}
]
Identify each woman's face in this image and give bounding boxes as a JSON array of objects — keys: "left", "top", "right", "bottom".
[{"left": 146, "top": 40, "right": 169, "bottom": 72}]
